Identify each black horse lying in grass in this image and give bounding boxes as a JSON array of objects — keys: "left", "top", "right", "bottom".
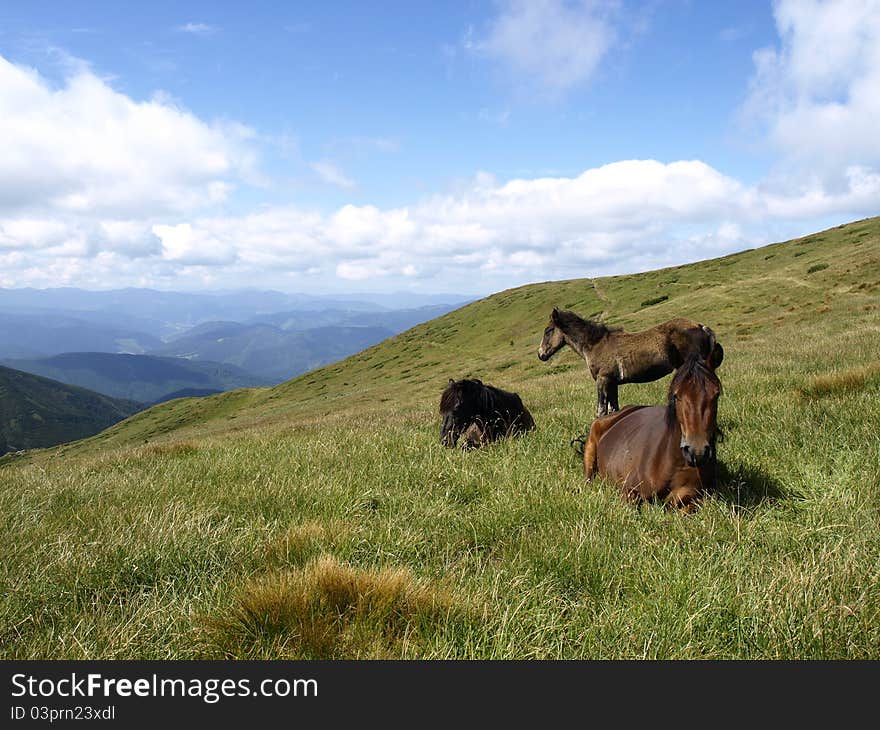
[{"left": 439, "top": 378, "right": 535, "bottom": 449}]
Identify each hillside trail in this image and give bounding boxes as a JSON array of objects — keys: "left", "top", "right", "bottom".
[{"left": 591, "top": 278, "right": 611, "bottom": 319}]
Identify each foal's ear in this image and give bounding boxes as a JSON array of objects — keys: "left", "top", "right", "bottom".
[{"left": 448, "top": 378, "right": 455, "bottom": 385}]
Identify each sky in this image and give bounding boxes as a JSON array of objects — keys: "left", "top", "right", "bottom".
[{"left": 1, "top": 0, "right": 879, "bottom": 297}]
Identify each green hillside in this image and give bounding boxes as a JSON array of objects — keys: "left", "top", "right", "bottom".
[
  {"left": 2, "top": 217, "right": 879, "bottom": 659},
  {"left": 0, "top": 366, "right": 142, "bottom": 455}
]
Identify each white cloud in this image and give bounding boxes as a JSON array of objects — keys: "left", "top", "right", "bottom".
[
  {"left": 744, "top": 0, "right": 880, "bottom": 187},
  {"left": 470, "top": 0, "right": 619, "bottom": 94},
  {"left": 311, "top": 161, "right": 356, "bottom": 189},
  {"left": 0, "top": 53, "right": 255, "bottom": 220},
  {"left": 153, "top": 223, "right": 237, "bottom": 265},
  {"left": 0, "top": 51, "right": 259, "bottom": 276},
  {"left": 177, "top": 23, "right": 218, "bottom": 36}
]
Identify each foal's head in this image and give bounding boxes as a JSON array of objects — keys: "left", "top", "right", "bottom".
[
  {"left": 537, "top": 308, "right": 567, "bottom": 361},
  {"left": 668, "top": 355, "right": 722, "bottom": 467}
]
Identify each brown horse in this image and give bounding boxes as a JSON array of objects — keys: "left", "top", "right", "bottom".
[
  {"left": 538, "top": 308, "right": 723, "bottom": 416},
  {"left": 582, "top": 351, "right": 722, "bottom": 511}
]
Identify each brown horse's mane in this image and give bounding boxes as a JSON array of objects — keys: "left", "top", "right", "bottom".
[
  {"left": 665, "top": 355, "right": 723, "bottom": 428},
  {"left": 554, "top": 309, "right": 618, "bottom": 347}
]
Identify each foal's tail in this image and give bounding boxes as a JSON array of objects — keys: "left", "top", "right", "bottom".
[
  {"left": 700, "top": 324, "right": 724, "bottom": 370},
  {"left": 570, "top": 434, "right": 586, "bottom": 456},
  {"left": 700, "top": 324, "right": 716, "bottom": 354}
]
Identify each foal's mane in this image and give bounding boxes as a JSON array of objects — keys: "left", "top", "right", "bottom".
[{"left": 553, "top": 309, "right": 617, "bottom": 346}]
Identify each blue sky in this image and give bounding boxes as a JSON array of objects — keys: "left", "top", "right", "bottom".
[{"left": 1, "top": 1, "right": 878, "bottom": 295}]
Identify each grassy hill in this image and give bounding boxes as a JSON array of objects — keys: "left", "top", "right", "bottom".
[
  {"left": 0, "top": 352, "right": 269, "bottom": 404},
  {"left": 1, "top": 217, "right": 879, "bottom": 659},
  {"left": 0, "top": 365, "right": 142, "bottom": 455}
]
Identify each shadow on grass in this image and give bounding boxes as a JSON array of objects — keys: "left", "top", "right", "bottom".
[{"left": 713, "top": 460, "right": 786, "bottom": 510}]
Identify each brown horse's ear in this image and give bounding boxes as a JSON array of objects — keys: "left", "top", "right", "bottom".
[{"left": 551, "top": 307, "right": 560, "bottom": 323}]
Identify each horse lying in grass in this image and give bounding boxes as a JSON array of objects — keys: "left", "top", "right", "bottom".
[
  {"left": 439, "top": 378, "right": 535, "bottom": 449},
  {"left": 538, "top": 307, "right": 724, "bottom": 417},
  {"left": 582, "top": 349, "right": 722, "bottom": 512}
]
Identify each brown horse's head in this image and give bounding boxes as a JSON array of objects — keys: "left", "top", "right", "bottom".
[
  {"left": 538, "top": 308, "right": 566, "bottom": 361},
  {"left": 668, "top": 354, "right": 722, "bottom": 467}
]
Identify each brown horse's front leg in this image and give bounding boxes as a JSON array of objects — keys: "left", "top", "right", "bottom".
[
  {"left": 664, "top": 470, "right": 702, "bottom": 513},
  {"left": 583, "top": 427, "right": 599, "bottom": 482},
  {"left": 583, "top": 415, "right": 614, "bottom": 483}
]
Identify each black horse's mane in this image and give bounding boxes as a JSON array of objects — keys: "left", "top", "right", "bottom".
[{"left": 440, "top": 378, "right": 515, "bottom": 415}]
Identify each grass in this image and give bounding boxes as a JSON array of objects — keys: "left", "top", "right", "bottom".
[
  {"left": 1, "top": 217, "right": 879, "bottom": 659},
  {"left": 798, "top": 362, "right": 880, "bottom": 399},
  {"left": 640, "top": 294, "right": 669, "bottom": 307}
]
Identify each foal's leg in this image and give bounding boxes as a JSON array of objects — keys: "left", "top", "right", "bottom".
[
  {"left": 605, "top": 380, "right": 619, "bottom": 413},
  {"left": 595, "top": 376, "right": 610, "bottom": 417}
]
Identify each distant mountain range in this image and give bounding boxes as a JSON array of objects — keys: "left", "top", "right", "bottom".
[
  {"left": 0, "top": 312, "right": 161, "bottom": 359},
  {"left": 0, "top": 288, "right": 471, "bottom": 452},
  {"left": 151, "top": 321, "right": 396, "bottom": 382},
  {"left": 1, "top": 353, "right": 270, "bottom": 404},
  {"left": 0, "top": 365, "right": 141, "bottom": 455},
  {"left": 0, "top": 287, "right": 470, "bottom": 340},
  {"left": 245, "top": 303, "right": 461, "bottom": 332}
]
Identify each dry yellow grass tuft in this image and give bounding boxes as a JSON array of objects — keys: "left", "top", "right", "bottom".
[
  {"left": 799, "top": 362, "right": 880, "bottom": 399},
  {"left": 261, "top": 520, "right": 350, "bottom": 566},
  {"left": 203, "top": 554, "right": 458, "bottom": 658},
  {"left": 140, "top": 441, "right": 198, "bottom": 457}
]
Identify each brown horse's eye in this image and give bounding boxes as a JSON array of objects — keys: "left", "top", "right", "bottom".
[{"left": 544, "top": 327, "right": 553, "bottom": 336}]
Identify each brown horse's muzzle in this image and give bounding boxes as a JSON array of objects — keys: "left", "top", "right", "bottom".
[{"left": 681, "top": 441, "right": 714, "bottom": 467}]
